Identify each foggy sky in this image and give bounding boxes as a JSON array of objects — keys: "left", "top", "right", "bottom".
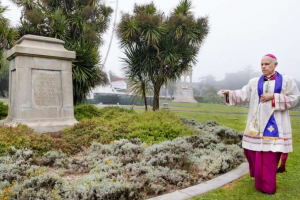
[{"left": 2, "top": 0, "right": 300, "bottom": 82}]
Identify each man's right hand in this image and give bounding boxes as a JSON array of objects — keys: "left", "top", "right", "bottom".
[{"left": 221, "top": 90, "right": 230, "bottom": 95}]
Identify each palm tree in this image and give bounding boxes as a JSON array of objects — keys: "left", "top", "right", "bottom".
[
  {"left": 0, "top": 2, "right": 18, "bottom": 97},
  {"left": 122, "top": 45, "right": 153, "bottom": 111},
  {"left": 11, "top": 0, "right": 113, "bottom": 105},
  {"left": 118, "top": 0, "right": 209, "bottom": 110},
  {"left": 0, "top": 2, "right": 18, "bottom": 63}
]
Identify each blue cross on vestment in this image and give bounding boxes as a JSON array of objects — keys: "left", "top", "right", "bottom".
[{"left": 257, "top": 72, "right": 283, "bottom": 139}]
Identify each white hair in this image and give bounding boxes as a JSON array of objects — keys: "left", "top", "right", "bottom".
[{"left": 272, "top": 58, "right": 278, "bottom": 64}]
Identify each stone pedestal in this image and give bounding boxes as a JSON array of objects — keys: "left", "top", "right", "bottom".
[
  {"left": 172, "top": 87, "right": 197, "bottom": 103},
  {"left": 172, "top": 70, "right": 197, "bottom": 103},
  {"left": 0, "top": 35, "right": 78, "bottom": 132}
]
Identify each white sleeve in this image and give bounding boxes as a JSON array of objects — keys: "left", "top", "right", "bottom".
[
  {"left": 220, "top": 80, "right": 252, "bottom": 106},
  {"left": 274, "top": 78, "right": 300, "bottom": 111}
]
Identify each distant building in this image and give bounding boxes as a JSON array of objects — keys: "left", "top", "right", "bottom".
[
  {"left": 111, "top": 78, "right": 127, "bottom": 93},
  {"left": 172, "top": 69, "right": 197, "bottom": 103},
  {"left": 87, "top": 73, "right": 128, "bottom": 100}
]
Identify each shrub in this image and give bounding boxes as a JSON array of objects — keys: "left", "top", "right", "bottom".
[
  {"left": 0, "top": 101, "right": 8, "bottom": 120},
  {"left": 58, "top": 109, "right": 196, "bottom": 154},
  {"left": 0, "top": 107, "right": 194, "bottom": 156},
  {"left": 74, "top": 104, "right": 102, "bottom": 121},
  {"left": 74, "top": 105, "right": 135, "bottom": 121},
  {"left": 0, "top": 116, "right": 244, "bottom": 200},
  {"left": 98, "top": 106, "right": 135, "bottom": 120},
  {"left": 126, "top": 110, "right": 196, "bottom": 143},
  {"left": 182, "top": 119, "right": 243, "bottom": 147},
  {"left": 0, "top": 124, "right": 55, "bottom": 156}
]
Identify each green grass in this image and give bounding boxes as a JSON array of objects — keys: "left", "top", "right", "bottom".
[
  {"left": 162, "top": 102, "right": 249, "bottom": 131},
  {"left": 167, "top": 103, "right": 300, "bottom": 200},
  {"left": 161, "top": 100, "right": 247, "bottom": 112},
  {"left": 175, "top": 111, "right": 247, "bottom": 131}
]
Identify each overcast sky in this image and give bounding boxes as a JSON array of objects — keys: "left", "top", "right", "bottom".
[{"left": 2, "top": 0, "right": 300, "bottom": 81}]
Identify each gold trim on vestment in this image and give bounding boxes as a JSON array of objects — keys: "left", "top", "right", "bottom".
[
  {"left": 262, "top": 137, "right": 279, "bottom": 140},
  {"left": 246, "top": 129, "right": 259, "bottom": 136}
]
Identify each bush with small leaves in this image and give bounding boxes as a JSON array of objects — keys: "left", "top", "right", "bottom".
[
  {"left": 74, "top": 104, "right": 102, "bottom": 121},
  {"left": 0, "top": 124, "right": 55, "bottom": 156},
  {"left": 0, "top": 117, "right": 244, "bottom": 199}
]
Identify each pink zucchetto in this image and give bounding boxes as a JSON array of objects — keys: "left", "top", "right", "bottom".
[{"left": 265, "top": 54, "right": 277, "bottom": 60}]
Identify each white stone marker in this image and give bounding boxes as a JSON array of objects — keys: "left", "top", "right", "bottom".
[
  {"left": 0, "top": 35, "right": 78, "bottom": 132},
  {"left": 172, "top": 69, "right": 197, "bottom": 103}
]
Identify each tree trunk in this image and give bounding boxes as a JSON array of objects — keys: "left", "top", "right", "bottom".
[
  {"left": 142, "top": 82, "right": 148, "bottom": 111},
  {"left": 153, "top": 84, "right": 162, "bottom": 111},
  {"left": 152, "top": 45, "right": 164, "bottom": 111},
  {"left": 144, "top": 96, "right": 148, "bottom": 111},
  {"left": 153, "top": 91, "right": 159, "bottom": 111}
]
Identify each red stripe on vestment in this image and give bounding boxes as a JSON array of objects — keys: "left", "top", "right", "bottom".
[
  {"left": 284, "top": 95, "right": 287, "bottom": 110},
  {"left": 243, "top": 134, "right": 292, "bottom": 141},
  {"left": 243, "top": 139, "right": 292, "bottom": 146}
]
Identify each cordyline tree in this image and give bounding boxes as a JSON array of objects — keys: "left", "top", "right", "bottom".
[
  {"left": 118, "top": 0, "right": 209, "bottom": 111},
  {"left": 122, "top": 44, "right": 153, "bottom": 111},
  {"left": 0, "top": 1, "right": 17, "bottom": 68},
  {"left": 0, "top": 2, "right": 18, "bottom": 97},
  {"left": 10, "top": 0, "right": 113, "bottom": 105}
]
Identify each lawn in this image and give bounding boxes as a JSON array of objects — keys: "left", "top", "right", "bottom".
[{"left": 166, "top": 103, "right": 300, "bottom": 200}]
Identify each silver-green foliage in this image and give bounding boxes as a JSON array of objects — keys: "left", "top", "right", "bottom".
[{"left": 0, "top": 120, "right": 244, "bottom": 199}]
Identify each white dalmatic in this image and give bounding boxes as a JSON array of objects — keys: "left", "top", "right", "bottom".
[{"left": 223, "top": 75, "right": 300, "bottom": 153}]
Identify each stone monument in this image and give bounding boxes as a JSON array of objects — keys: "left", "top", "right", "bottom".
[
  {"left": 0, "top": 35, "right": 78, "bottom": 132},
  {"left": 172, "top": 69, "right": 197, "bottom": 103}
]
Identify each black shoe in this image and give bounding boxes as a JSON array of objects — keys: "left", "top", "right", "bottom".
[{"left": 277, "top": 165, "right": 287, "bottom": 173}]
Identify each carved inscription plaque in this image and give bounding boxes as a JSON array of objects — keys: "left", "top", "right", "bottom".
[{"left": 32, "top": 70, "right": 62, "bottom": 106}]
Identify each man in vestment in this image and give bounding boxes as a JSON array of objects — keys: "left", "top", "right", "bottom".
[{"left": 219, "top": 54, "right": 300, "bottom": 194}]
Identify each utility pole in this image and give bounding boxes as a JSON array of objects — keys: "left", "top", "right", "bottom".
[{"left": 102, "top": 0, "right": 119, "bottom": 92}]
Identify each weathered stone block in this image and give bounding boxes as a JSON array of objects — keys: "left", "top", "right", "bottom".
[{"left": 0, "top": 35, "right": 78, "bottom": 132}]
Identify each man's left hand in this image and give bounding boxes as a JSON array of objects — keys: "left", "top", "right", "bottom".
[{"left": 260, "top": 93, "right": 273, "bottom": 103}]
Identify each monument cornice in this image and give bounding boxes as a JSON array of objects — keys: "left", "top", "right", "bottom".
[
  {"left": 7, "top": 35, "right": 75, "bottom": 61},
  {"left": 16, "top": 34, "right": 65, "bottom": 45},
  {"left": 7, "top": 46, "right": 76, "bottom": 61}
]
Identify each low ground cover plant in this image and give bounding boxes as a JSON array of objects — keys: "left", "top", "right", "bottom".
[
  {"left": 0, "top": 104, "right": 245, "bottom": 199},
  {"left": 0, "top": 120, "right": 244, "bottom": 200}
]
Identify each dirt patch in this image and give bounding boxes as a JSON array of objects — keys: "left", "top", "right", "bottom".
[{"left": 222, "top": 181, "right": 236, "bottom": 189}]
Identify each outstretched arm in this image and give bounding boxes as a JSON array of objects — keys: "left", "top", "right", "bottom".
[{"left": 219, "top": 81, "right": 251, "bottom": 106}]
